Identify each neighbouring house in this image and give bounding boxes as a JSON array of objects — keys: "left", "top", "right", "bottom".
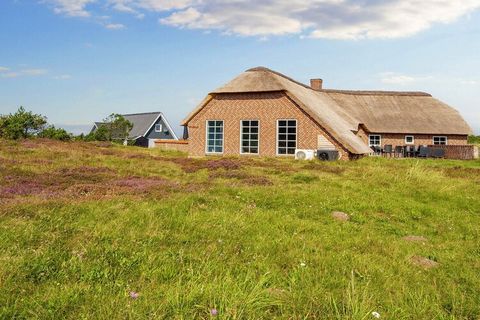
[
  {"left": 181, "top": 67, "right": 472, "bottom": 159},
  {"left": 92, "top": 112, "right": 178, "bottom": 147}
]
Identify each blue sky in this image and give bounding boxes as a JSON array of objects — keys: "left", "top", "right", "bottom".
[{"left": 0, "top": 0, "right": 479, "bottom": 135}]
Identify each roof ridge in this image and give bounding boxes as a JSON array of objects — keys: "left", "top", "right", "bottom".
[
  {"left": 246, "top": 67, "right": 313, "bottom": 90},
  {"left": 322, "top": 89, "right": 431, "bottom": 97},
  {"left": 121, "top": 111, "right": 162, "bottom": 116},
  {"left": 246, "top": 67, "right": 432, "bottom": 97}
]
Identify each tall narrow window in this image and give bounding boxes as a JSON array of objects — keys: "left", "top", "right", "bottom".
[
  {"left": 206, "top": 120, "right": 224, "bottom": 153},
  {"left": 240, "top": 120, "right": 259, "bottom": 154},
  {"left": 277, "top": 120, "right": 297, "bottom": 155},
  {"left": 433, "top": 136, "right": 447, "bottom": 145},
  {"left": 369, "top": 135, "right": 381, "bottom": 147},
  {"left": 155, "top": 124, "right": 162, "bottom": 132}
]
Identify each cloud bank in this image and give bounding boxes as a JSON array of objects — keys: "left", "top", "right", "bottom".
[{"left": 47, "top": 0, "right": 480, "bottom": 39}]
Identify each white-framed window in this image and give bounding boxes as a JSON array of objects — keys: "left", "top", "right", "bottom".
[
  {"left": 155, "top": 124, "right": 162, "bottom": 132},
  {"left": 433, "top": 136, "right": 447, "bottom": 145},
  {"left": 206, "top": 120, "right": 224, "bottom": 154},
  {"left": 405, "top": 135, "right": 415, "bottom": 144},
  {"left": 240, "top": 120, "right": 259, "bottom": 154},
  {"left": 369, "top": 134, "right": 381, "bottom": 147},
  {"left": 277, "top": 119, "right": 297, "bottom": 155}
]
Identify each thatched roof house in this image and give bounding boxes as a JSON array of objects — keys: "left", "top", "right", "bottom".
[{"left": 182, "top": 67, "right": 472, "bottom": 159}]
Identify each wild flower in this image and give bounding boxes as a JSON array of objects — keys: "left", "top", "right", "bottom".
[
  {"left": 300, "top": 262, "right": 306, "bottom": 267},
  {"left": 210, "top": 308, "right": 218, "bottom": 316},
  {"left": 129, "top": 291, "right": 139, "bottom": 299},
  {"left": 372, "top": 311, "right": 380, "bottom": 318}
]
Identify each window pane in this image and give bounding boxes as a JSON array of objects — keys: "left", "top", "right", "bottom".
[
  {"left": 206, "top": 120, "right": 223, "bottom": 153},
  {"left": 251, "top": 141, "right": 258, "bottom": 147},
  {"left": 277, "top": 120, "right": 297, "bottom": 155},
  {"left": 250, "top": 148, "right": 258, "bottom": 154},
  {"left": 240, "top": 120, "right": 260, "bottom": 154}
]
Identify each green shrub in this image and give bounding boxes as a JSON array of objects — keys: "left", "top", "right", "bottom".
[
  {"left": 38, "top": 125, "right": 72, "bottom": 141},
  {"left": 0, "top": 106, "right": 47, "bottom": 139},
  {"left": 468, "top": 135, "right": 480, "bottom": 145}
]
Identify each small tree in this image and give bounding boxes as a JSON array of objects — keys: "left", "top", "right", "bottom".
[
  {"left": 0, "top": 107, "right": 47, "bottom": 139},
  {"left": 38, "top": 125, "right": 72, "bottom": 141},
  {"left": 103, "top": 114, "right": 133, "bottom": 143}
]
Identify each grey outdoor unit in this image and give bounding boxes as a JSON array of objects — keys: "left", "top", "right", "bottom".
[{"left": 317, "top": 150, "right": 339, "bottom": 161}]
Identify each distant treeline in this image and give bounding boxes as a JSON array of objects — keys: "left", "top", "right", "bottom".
[
  {"left": 468, "top": 135, "right": 480, "bottom": 145},
  {"left": 0, "top": 107, "right": 132, "bottom": 143}
]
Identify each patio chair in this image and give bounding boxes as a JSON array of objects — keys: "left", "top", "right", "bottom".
[
  {"left": 418, "top": 146, "right": 429, "bottom": 158},
  {"left": 370, "top": 146, "right": 381, "bottom": 156},
  {"left": 394, "top": 146, "right": 404, "bottom": 158},
  {"left": 404, "top": 145, "right": 413, "bottom": 157},
  {"left": 412, "top": 145, "right": 419, "bottom": 157},
  {"left": 383, "top": 145, "right": 393, "bottom": 158}
]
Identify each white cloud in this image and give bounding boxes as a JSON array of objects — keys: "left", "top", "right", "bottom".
[
  {"left": 380, "top": 72, "right": 433, "bottom": 85},
  {"left": 49, "top": 0, "right": 95, "bottom": 17},
  {"left": 21, "top": 69, "right": 48, "bottom": 76},
  {"left": 0, "top": 66, "right": 9, "bottom": 72},
  {"left": 45, "top": 0, "right": 480, "bottom": 39},
  {"left": 379, "top": 72, "right": 479, "bottom": 87},
  {"left": 53, "top": 74, "right": 73, "bottom": 80},
  {"left": 0, "top": 67, "right": 48, "bottom": 78},
  {"left": 105, "top": 23, "right": 126, "bottom": 29}
]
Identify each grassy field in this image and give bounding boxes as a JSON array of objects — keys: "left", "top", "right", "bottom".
[{"left": 1, "top": 139, "right": 479, "bottom": 319}]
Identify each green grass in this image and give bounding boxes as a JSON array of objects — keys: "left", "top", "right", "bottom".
[{"left": 1, "top": 139, "right": 479, "bottom": 319}]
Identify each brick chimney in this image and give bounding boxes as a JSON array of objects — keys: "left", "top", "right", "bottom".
[{"left": 310, "top": 79, "right": 323, "bottom": 91}]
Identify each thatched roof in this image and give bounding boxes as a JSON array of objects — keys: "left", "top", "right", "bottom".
[
  {"left": 182, "top": 67, "right": 472, "bottom": 154},
  {"left": 325, "top": 92, "right": 472, "bottom": 135}
]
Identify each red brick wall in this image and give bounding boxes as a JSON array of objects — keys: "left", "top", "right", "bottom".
[{"left": 186, "top": 92, "right": 350, "bottom": 159}]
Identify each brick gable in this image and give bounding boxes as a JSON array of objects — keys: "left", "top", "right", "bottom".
[{"left": 186, "top": 92, "right": 350, "bottom": 159}]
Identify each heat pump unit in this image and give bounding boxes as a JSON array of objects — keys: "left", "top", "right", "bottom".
[
  {"left": 295, "top": 149, "right": 315, "bottom": 160},
  {"left": 317, "top": 150, "right": 339, "bottom": 161}
]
